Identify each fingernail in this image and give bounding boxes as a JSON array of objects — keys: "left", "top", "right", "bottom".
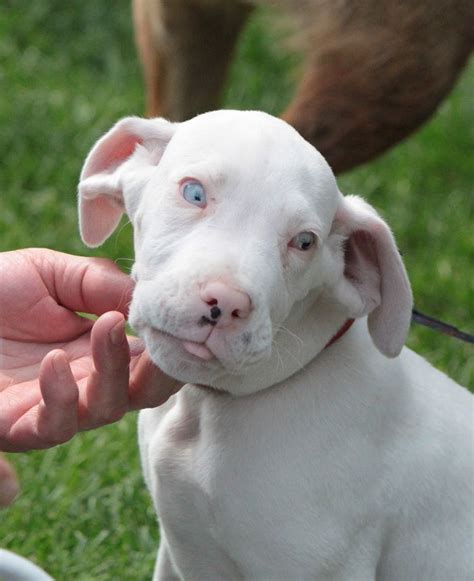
[
  {"left": 129, "top": 338, "right": 145, "bottom": 357},
  {"left": 52, "top": 352, "right": 68, "bottom": 375},
  {"left": 0, "top": 478, "right": 19, "bottom": 507},
  {"left": 110, "top": 319, "right": 125, "bottom": 345}
]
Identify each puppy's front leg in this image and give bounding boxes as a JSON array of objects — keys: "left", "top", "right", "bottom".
[
  {"left": 133, "top": 0, "right": 253, "bottom": 120},
  {"left": 153, "top": 533, "right": 180, "bottom": 581}
]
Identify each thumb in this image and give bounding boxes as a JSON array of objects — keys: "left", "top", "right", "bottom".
[{"left": 129, "top": 351, "right": 183, "bottom": 410}]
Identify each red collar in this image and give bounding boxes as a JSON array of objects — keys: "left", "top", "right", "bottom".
[{"left": 324, "top": 318, "right": 355, "bottom": 350}]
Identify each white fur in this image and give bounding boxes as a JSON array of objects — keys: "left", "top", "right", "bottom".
[{"left": 79, "top": 110, "right": 473, "bottom": 580}]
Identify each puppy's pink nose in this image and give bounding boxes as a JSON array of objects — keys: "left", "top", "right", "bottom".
[{"left": 200, "top": 281, "right": 251, "bottom": 325}]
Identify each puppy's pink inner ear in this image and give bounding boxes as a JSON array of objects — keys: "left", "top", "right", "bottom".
[
  {"left": 332, "top": 195, "right": 413, "bottom": 357},
  {"left": 79, "top": 116, "right": 177, "bottom": 248},
  {"left": 83, "top": 131, "right": 142, "bottom": 179},
  {"left": 79, "top": 131, "right": 142, "bottom": 248},
  {"left": 343, "top": 230, "right": 382, "bottom": 315}
]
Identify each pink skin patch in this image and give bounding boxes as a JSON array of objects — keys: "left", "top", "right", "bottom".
[{"left": 182, "top": 340, "right": 215, "bottom": 361}]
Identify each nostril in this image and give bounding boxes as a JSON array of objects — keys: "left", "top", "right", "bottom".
[
  {"left": 200, "top": 281, "right": 251, "bottom": 322},
  {"left": 210, "top": 306, "right": 221, "bottom": 319}
]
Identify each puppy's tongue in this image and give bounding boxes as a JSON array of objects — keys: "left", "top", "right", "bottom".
[{"left": 182, "top": 340, "right": 215, "bottom": 361}]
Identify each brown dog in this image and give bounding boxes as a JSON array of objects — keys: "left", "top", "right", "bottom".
[{"left": 133, "top": 0, "right": 473, "bottom": 174}]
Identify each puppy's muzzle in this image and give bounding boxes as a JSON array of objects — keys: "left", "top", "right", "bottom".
[{"left": 199, "top": 281, "right": 251, "bottom": 329}]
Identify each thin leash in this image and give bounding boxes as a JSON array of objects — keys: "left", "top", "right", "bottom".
[{"left": 412, "top": 308, "right": 474, "bottom": 344}]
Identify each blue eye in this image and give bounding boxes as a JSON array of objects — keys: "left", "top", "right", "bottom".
[
  {"left": 182, "top": 180, "right": 206, "bottom": 207},
  {"left": 289, "top": 231, "right": 317, "bottom": 251}
]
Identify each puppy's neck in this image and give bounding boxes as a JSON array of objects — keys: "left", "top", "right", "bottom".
[{"left": 207, "top": 293, "right": 355, "bottom": 396}]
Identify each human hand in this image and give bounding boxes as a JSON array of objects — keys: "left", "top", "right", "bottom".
[
  {"left": 0, "top": 453, "right": 18, "bottom": 507},
  {"left": 0, "top": 248, "right": 182, "bottom": 455}
]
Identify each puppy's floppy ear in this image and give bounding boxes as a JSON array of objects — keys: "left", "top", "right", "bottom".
[
  {"left": 331, "top": 195, "right": 413, "bottom": 357},
  {"left": 78, "top": 116, "right": 176, "bottom": 247}
]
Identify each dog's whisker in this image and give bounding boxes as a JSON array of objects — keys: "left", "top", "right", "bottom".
[
  {"left": 271, "top": 339, "right": 285, "bottom": 372},
  {"left": 276, "top": 325, "right": 305, "bottom": 349},
  {"left": 274, "top": 340, "right": 305, "bottom": 369},
  {"left": 115, "top": 257, "right": 135, "bottom": 262},
  {"left": 273, "top": 326, "right": 306, "bottom": 367},
  {"left": 114, "top": 257, "right": 135, "bottom": 274},
  {"left": 113, "top": 219, "right": 133, "bottom": 250}
]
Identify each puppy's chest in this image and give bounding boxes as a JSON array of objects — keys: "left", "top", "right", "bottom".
[
  {"left": 147, "top": 388, "right": 381, "bottom": 575},
  {"left": 152, "top": 391, "right": 268, "bottom": 531},
  {"left": 151, "top": 390, "right": 314, "bottom": 558}
]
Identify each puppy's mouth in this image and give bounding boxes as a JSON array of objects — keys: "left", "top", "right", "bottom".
[{"left": 148, "top": 326, "right": 216, "bottom": 361}]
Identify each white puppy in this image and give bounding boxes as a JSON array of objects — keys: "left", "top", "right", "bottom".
[{"left": 78, "top": 111, "right": 473, "bottom": 580}]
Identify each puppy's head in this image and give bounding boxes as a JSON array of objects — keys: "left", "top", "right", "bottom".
[{"left": 78, "top": 111, "right": 412, "bottom": 395}]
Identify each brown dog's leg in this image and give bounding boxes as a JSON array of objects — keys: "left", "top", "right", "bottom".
[
  {"left": 281, "top": 1, "right": 473, "bottom": 173},
  {"left": 134, "top": 0, "right": 472, "bottom": 172},
  {"left": 133, "top": 0, "right": 253, "bottom": 120},
  {"left": 133, "top": 0, "right": 163, "bottom": 117}
]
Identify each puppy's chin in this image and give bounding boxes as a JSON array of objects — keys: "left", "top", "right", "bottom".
[
  {"left": 143, "top": 327, "right": 280, "bottom": 395},
  {"left": 143, "top": 328, "right": 233, "bottom": 389}
]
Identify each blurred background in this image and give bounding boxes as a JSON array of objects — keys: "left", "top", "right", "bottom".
[{"left": 0, "top": 1, "right": 472, "bottom": 578}]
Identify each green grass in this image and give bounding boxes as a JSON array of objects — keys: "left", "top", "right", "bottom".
[{"left": 0, "top": 1, "right": 473, "bottom": 578}]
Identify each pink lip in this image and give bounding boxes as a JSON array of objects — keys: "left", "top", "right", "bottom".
[{"left": 181, "top": 340, "right": 215, "bottom": 361}]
